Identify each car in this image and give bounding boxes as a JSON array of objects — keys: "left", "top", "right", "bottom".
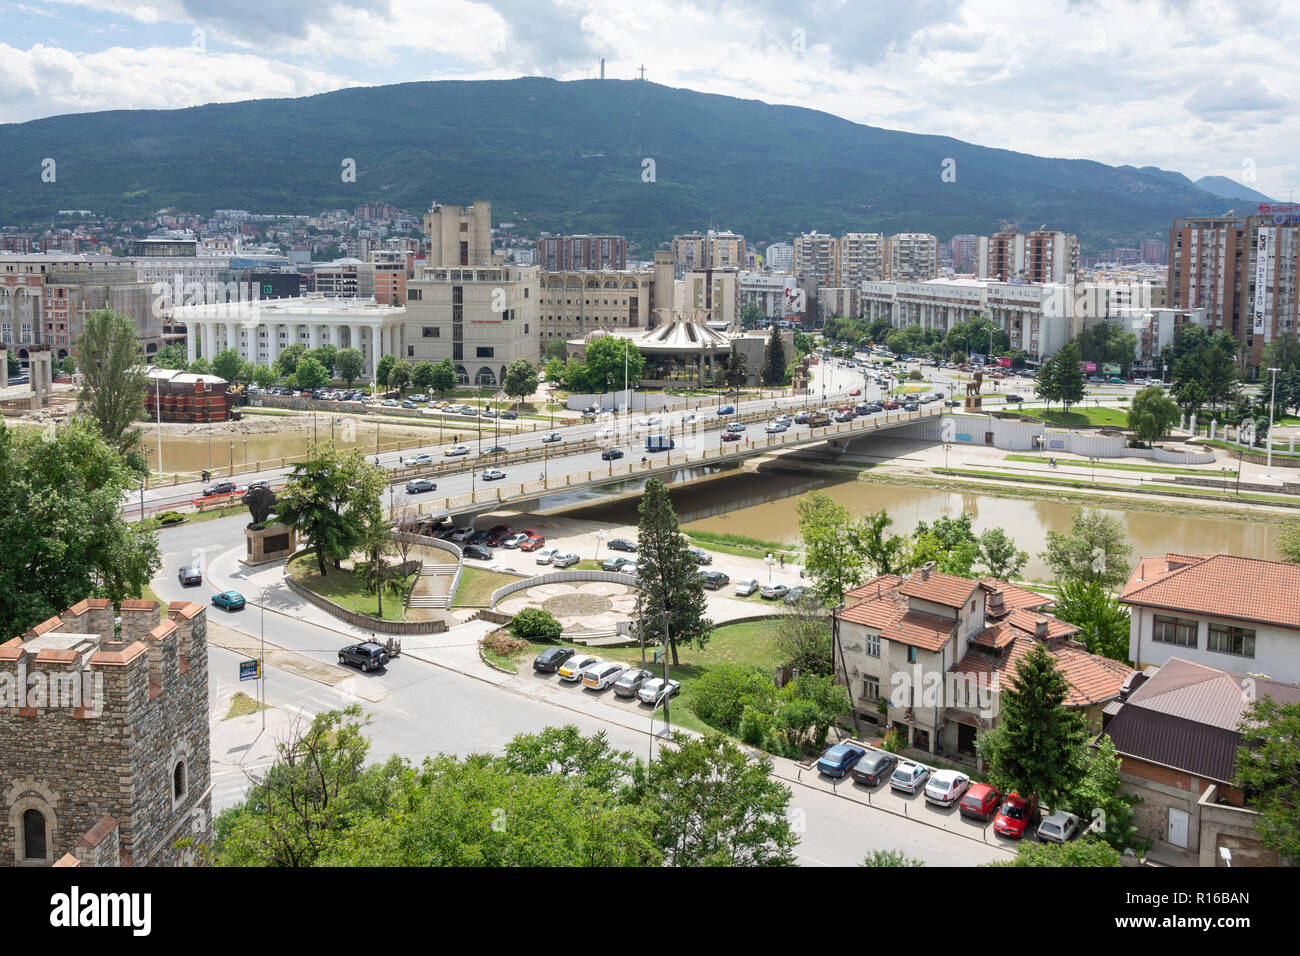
[
  {"left": 794, "top": 412, "right": 810, "bottom": 424},
  {"left": 558, "top": 654, "right": 601, "bottom": 682},
  {"left": 613, "top": 667, "right": 655, "bottom": 697},
  {"left": 889, "top": 760, "right": 933, "bottom": 794},
  {"left": 681, "top": 413, "right": 700, "bottom": 426},
  {"left": 470, "top": 530, "right": 494, "bottom": 546},
  {"left": 700, "top": 570, "right": 730, "bottom": 590},
  {"left": 484, "top": 525, "right": 512, "bottom": 545},
  {"left": 687, "top": 547, "right": 712, "bottom": 565},
  {"left": 760, "top": 583, "right": 789, "bottom": 600},
  {"left": 721, "top": 430, "right": 742, "bottom": 442},
  {"left": 409, "top": 394, "right": 428, "bottom": 403},
  {"left": 717, "top": 405, "right": 735, "bottom": 415},
  {"left": 903, "top": 402, "right": 919, "bottom": 411},
  {"left": 607, "top": 538, "right": 637, "bottom": 552},
  {"left": 583, "top": 661, "right": 629, "bottom": 691},
  {"left": 944, "top": 399, "right": 961, "bottom": 407},
  {"left": 924, "top": 770, "right": 971, "bottom": 807},
  {"left": 595, "top": 427, "right": 616, "bottom": 440},
  {"left": 1108, "top": 376, "right": 1125, "bottom": 385},
  {"left": 734, "top": 577, "right": 760, "bottom": 597},
  {"left": 724, "top": 422, "right": 746, "bottom": 432},
  {"left": 532, "top": 645, "right": 575, "bottom": 673},
  {"left": 637, "top": 677, "right": 682, "bottom": 704},
  {"left": 338, "top": 641, "right": 389, "bottom": 672},
  {"left": 551, "top": 552, "right": 581, "bottom": 568},
  {"left": 848, "top": 388, "right": 862, "bottom": 396},
  {"left": 449, "top": 526, "right": 475, "bottom": 542},
  {"left": 1036, "top": 810, "right": 1082, "bottom": 844},
  {"left": 402, "top": 453, "right": 434, "bottom": 467},
  {"left": 882, "top": 399, "right": 901, "bottom": 410},
  {"left": 500, "top": 411, "right": 518, "bottom": 420},
  {"left": 1004, "top": 394, "right": 1024, "bottom": 403},
  {"left": 535, "top": 547, "right": 559, "bottom": 564},
  {"left": 211, "top": 590, "right": 246, "bottom": 611},
  {"left": 400, "top": 400, "right": 418, "bottom": 409},
  {"left": 481, "top": 408, "right": 498, "bottom": 418},
  {"left": 405, "top": 479, "right": 437, "bottom": 494},
  {"left": 783, "top": 586, "right": 811, "bottom": 605},
  {"left": 202, "top": 481, "right": 238, "bottom": 497},
  {"left": 382, "top": 399, "right": 400, "bottom": 407},
  {"left": 817, "top": 743, "right": 867, "bottom": 778},
  {"left": 601, "top": 448, "right": 624, "bottom": 461},
  {"left": 601, "top": 556, "right": 632, "bottom": 572},
  {"left": 959, "top": 783, "right": 1004, "bottom": 822},
  {"left": 541, "top": 431, "right": 562, "bottom": 443},
  {"left": 1088, "top": 375, "right": 1104, "bottom": 384},
  {"left": 462, "top": 544, "right": 493, "bottom": 560},
  {"left": 503, "top": 533, "right": 529, "bottom": 549},
  {"left": 850, "top": 751, "right": 898, "bottom": 787},
  {"left": 832, "top": 411, "right": 852, "bottom": 423},
  {"left": 482, "top": 445, "right": 508, "bottom": 455},
  {"left": 993, "top": 793, "right": 1037, "bottom": 839},
  {"left": 765, "top": 421, "right": 789, "bottom": 434},
  {"left": 178, "top": 565, "right": 203, "bottom": 586},
  {"left": 481, "top": 468, "right": 506, "bottom": 480},
  {"left": 444, "top": 444, "right": 470, "bottom": 456},
  {"left": 619, "top": 561, "right": 638, "bottom": 575},
  {"left": 520, "top": 534, "right": 547, "bottom": 551}
]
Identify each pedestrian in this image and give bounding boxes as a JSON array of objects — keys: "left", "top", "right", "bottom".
[{"left": 780, "top": 553, "right": 785, "bottom": 568}]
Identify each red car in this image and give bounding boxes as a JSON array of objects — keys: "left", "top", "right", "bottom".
[
  {"left": 485, "top": 526, "right": 513, "bottom": 546},
  {"left": 882, "top": 400, "right": 901, "bottom": 410},
  {"left": 849, "top": 389, "right": 861, "bottom": 396},
  {"left": 959, "top": 783, "right": 1003, "bottom": 822},
  {"left": 721, "top": 431, "right": 742, "bottom": 442},
  {"left": 993, "top": 792, "right": 1037, "bottom": 838},
  {"left": 520, "top": 533, "right": 546, "bottom": 551}
]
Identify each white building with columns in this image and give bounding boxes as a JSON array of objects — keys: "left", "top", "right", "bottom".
[{"left": 174, "top": 294, "right": 406, "bottom": 379}]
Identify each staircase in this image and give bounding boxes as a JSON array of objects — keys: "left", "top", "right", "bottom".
[{"left": 409, "top": 563, "right": 459, "bottom": 609}]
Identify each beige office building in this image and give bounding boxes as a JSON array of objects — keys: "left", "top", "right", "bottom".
[
  {"left": 672, "top": 231, "right": 746, "bottom": 272},
  {"left": 840, "top": 233, "right": 887, "bottom": 287},
  {"left": 538, "top": 270, "right": 655, "bottom": 350},
  {"left": 683, "top": 268, "right": 738, "bottom": 326},
  {"left": 424, "top": 201, "right": 494, "bottom": 268},
  {"left": 886, "top": 233, "right": 939, "bottom": 281}
]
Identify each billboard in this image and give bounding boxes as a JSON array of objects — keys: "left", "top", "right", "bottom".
[
  {"left": 997, "top": 356, "right": 1012, "bottom": 368},
  {"left": 1254, "top": 228, "right": 1273, "bottom": 336},
  {"left": 1102, "top": 363, "right": 1121, "bottom": 375},
  {"left": 1081, "top": 362, "right": 1098, "bottom": 372}
]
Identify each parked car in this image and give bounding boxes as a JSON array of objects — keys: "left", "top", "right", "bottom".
[
  {"left": 540, "top": 431, "right": 562, "bottom": 443},
  {"left": 959, "top": 783, "right": 1004, "bottom": 822},
  {"left": 202, "top": 481, "right": 238, "bottom": 497},
  {"left": 532, "top": 646, "right": 574, "bottom": 673},
  {"left": 924, "top": 770, "right": 971, "bottom": 807},
  {"left": 520, "top": 534, "right": 546, "bottom": 551},
  {"left": 211, "top": 590, "right": 246, "bottom": 611},
  {"left": 444, "top": 444, "right": 470, "bottom": 456},
  {"left": 687, "top": 547, "right": 712, "bottom": 565},
  {"left": 583, "top": 661, "right": 629, "bottom": 691},
  {"left": 760, "top": 583, "right": 790, "bottom": 600},
  {"left": 534, "top": 547, "right": 559, "bottom": 564},
  {"left": 903, "top": 402, "right": 920, "bottom": 411},
  {"left": 601, "top": 556, "right": 632, "bottom": 572},
  {"left": 765, "top": 421, "right": 789, "bottom": 434},
  {"left": 1036, "top": 810, "right": 1082, "bottom": 844},
  {"left": 406, "top": 479, "right": 437, "bottom": 494},
  {"left": 552, "top": 552, "right": 581, "bottom": 568},
  {"left": 850, "top": 751, "right": 898, "bottom": 787},
  {"left": 462, "top": 544, "right": 493, "bottom": 560},
  {"left": 601, "top": 448, "right": 624, "bottom": 461},
  {"left": 721, "top": 430, "right": 742, "bottom": 442},
  {"left": 734, "top": 577, "right": 760, "bottom": 597},
  {"left": 882, "top": 400, "right": 901, "bottom": 410},
  {"left": 178, "top": 565, "right": 203, "bottom": 586},
  {"left": 607, "top": 538, "right": 637, "bottom": 552},
  {"left": 613, "top": 667, "right": 654, "bottom": 697},
  {"left": 619, "top": 562, "right": 638, "bottom": 575},
  {"left": 1005, "top": 394, "right": 1024, "bottom": 403},
  {"left": 700, "top": 570, "right": 730, "bottom": 590},
  {"left": 338, "top": 642, "right": 389, "bottom": 672},
  {"left": 889, "top": 760, "right": 932, "bottom": 794},
  {"left": 500, "top": 411, "right": 518, "bottom": 420},
  {"left": 993, "top": 793, "right": 1037, "bottom": 839},
  {"left": 637, "top": 677, "right": 681, "bottom": 704},
  {"left": 503, "top": 533, "right": 529, "bottom": 549},
  {"left": 402, "top": 453, "right": 434, "bottom": 467},
  {"left": 480, "top": 468, "right": 506, "bottom": 480},
  {"left": 558, "top": 655, "right": 601, "bottom": 682},
  {"left": 783, "top": 586, "right": 813, "bottom": 606},
  {"left": 449, "top": 526, "right": 475, "bottom": 542},
  {"left": 817, "top": 743, "right": 867, "bottom": 778}
]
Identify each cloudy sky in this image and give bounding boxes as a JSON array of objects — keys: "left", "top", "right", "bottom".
[{"left": 2, "top": 0, "right": 1296, "bottom": 198}]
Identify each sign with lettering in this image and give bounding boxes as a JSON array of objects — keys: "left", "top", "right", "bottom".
[{"left": 239, "top": 659, "right": 261, "bottom": 682}]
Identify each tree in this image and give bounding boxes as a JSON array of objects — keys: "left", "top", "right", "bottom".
[
  {"left": 904, "top": 513, "right": 981, "bottom": 576},
  {"left": 1234, "top": 695, "right": 1300, "bottom": 864},
  {"left": 976, "top": 642, "right": 1090, "bottom": 811},
  {"left": 152, "top": 343, "right": 187, "bottom": 370},
  {"left": 375, "top": 353, "right": 397, "bottom": 388},
  {"left": 59, "top": 356, "right": 77, "bottom": 375},
  {"left": 739, "top": 301, "right": 765, "bottom": 329},
  {"left": 293, "top": 356, "right": 330, "bottom": 390},
  {"left": 410, "top": 361, "right": 435, "bottom": 391},
  {"left": 1068, "top": 734, "right": 1138, "bottom": 850},
  {"left": 0, "top": 420, "right": 161, "bottom": 640},
  {"left": 543, "top": 338, "right": 569, "bottom": 363},
  {"left": 1279, "top": 520, "right": 1300, "bottom": 564},
  {"left": 1034, "top": 351, "right": 1061, "bottom": 408},
  {"left": 1051, "top": 340, "right": 1086, "bottom": 411},
  {"left": 252, "top": 364, "right": 278, "bottom": 388},
  {"left": 335, "top": 348, "right": 365, "bottom": 387},
  {"left": 634, "top": 478, "right": 712, "bottom": 666},
  {"left": 273, "top": 343, "right": 308, "bottom": 378},
  {"left": 633, "top": 733, "right": 799, "bottom": 866},
  {"left": 430, "top": 358, "right": 457, "bottom": 396},
  {"left": 508, "top": 607, "right": 562, "bottom": 641},
  {"left": 861, "top": 849, "right": 925, "bottom": 866},
  {"left": 1073, "top": 320, "right": 1138, "bottom": 377},
  {"left": 1052, "top": 579, "right": 1131, "bottom": 662},
  {"left": 1041, "top": 507, "right": 1132, "bottom": 589},
  {"left": 311, "top": 344, "right": 338, "bottom": 376},
  {"left": 1127, "top": 385, "right": 1180, "bottom": 446},
  {"left": 979, "top": 527, "right": 1029, "bottom": 580},
  {"left": 775, "top": 598, "right": 834, "bottom": 676},
  {"left": 1262, "top": 332, "right": 1300, "bottom": 378},
  {"left": 989, "top": 838, "right": 1122, "bottom": 867},
  {"left": 275, "top": 443, "right": 385, "bottom": 576},
  {"left": 503, "top": 358, "right": 539, "bottom": 408},
  {"left": 386, "top": 360, "right": 411, "bottom": 393},
  {"left": 75, "top": 309, "right": 148, "bottom": 455},
  {"left": 723, "top": 342, "right": 748, "bottom": 389},
  {"left": 211, "top": 347, "right": 244, "bottom": 384},
  {"left": 797, "top": 492, "right": 870, "bottom": 606},
  {"left": 765, "top": 324, "right": 787, "bottom": 386},
  {"left": 571, "top": 336, "right": 645, "bottom": 393},
  {"left": 859, "top": 508, "right": 907, "bottom": 576}
]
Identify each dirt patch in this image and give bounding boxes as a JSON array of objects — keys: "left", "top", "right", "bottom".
[
  {"left": 482, "top": 629, "right": 529, "bottom": 656},
  {"left": 542, "top": 592, "right": 614, "bottom": 617}
]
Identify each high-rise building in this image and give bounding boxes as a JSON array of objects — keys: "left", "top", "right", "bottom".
[
  {"left": 535, "top": 235, "right": 627, "bottom": 271},
  {"left": 672, "top": 230, "right": 746, "bottom": 274},
  {"left": 764, "top": 242, "right": 795, "bottom": 274},
  {"left": 424, "top": 201, "right": 493, "bottom": 268},
  {"left": 683, "top": 268, "right": 738, "bottom": 326},
  {"left": 949, "top": 234, "right": 980, "bottom": 274},
  {"left": 839, "top": 233, "right": 887, "bottom": 287},
  {"left": 1140, "top": 239, "right": 1168, "bottom": 264},
  {"left": 886, "top": 233, "right": 939, "bottom": 281},
  {"left": 794, "top": 232, "right": 839, "bottom": 287},
  {"left": 979, "top": 229, "right": 1078, "bottom": 284}
]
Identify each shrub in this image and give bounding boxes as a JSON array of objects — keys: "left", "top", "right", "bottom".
[
  {"left": 481, "top": 629, "right": 529, "bottom": 657},
  {"left": 508, "top": 607, "right": 562, "bottom": 641},
  {"left": 879, "top": 727, "right": 904, "bottom": 753},
  {"left": 688, "top": 664, "right": 776, "bottom": 733}
]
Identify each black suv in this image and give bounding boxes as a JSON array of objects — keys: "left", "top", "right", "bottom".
[
  {"left": 533, "top": 646, "right": 575, "bottom": 673},
  {"left": 700, "top": 570, "right": 730, "bottom": 590},
  {"left": 338, "top": 642, "right": 389, "bottom": 672}
]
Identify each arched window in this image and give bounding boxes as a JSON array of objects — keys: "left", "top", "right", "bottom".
[
  {"left": 22, "top": 809, "right": 45, "bottom": 861},
  {"left": 173, "top": 760, "right": 187, "bottom": 801},
  {"left": 475, "top": 366, "right": 496, "bottom": 386}
]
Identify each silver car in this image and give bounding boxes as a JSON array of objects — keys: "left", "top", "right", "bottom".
[
  {"left": 582, "top": 661, "right": 628, "bottom": 691},
  {"left": 637, "top": 677, "right": 682, "bottom": 705},
  {"left": 1036, "top": 811, "right": 1082, "bottom": 844},
  {"left": 551, "top": 552, "right": 581, "bottom": 568},
  {"left": 613, "top": 667, "right": 654, "bottom": 697}
]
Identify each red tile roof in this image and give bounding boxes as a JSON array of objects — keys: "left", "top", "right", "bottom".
[
  {"left": 953, "top": 636, "right": 1134, "bottom": 708},
  {"left": 881, "top": 608, "right": 955, "bottom": 652},
  {"left": 898, "top": 570, "right": 981, "bottom": 608},
  {"left": 1120, "top": 553, "right": 1300, "bottom": 631},
  {"left": 979, "top": 579, "right": 1053, "bottom": 612},
  {"left": 1004, "top": 609, "right": 1081, "bottom": 642}
]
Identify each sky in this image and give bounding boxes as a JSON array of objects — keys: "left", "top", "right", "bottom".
[{"left": 1, "top": 0, "right": 1296, "bottom": 199}]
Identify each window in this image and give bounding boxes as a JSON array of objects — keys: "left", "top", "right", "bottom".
[
  {"left": 173, "top": 761, "right": 187, "bottom": 801},
  {"left": 862, "top": 678, "right": 879, "bottom": 702},
  {"left": 407, "top": 346, "right": 414, "bottom": 358},
  {"left": 476, "top": 347, "right": 495, "bottom": 358},
  {"left": 864, "top": 633, "right": 881, "bottom": 658},
  {"left": 452, "top": 286, "right": 463, "bottom": 304},
  {"left": 452, "top": 343, "right": 463, "bottom": 360},
  {"left": 422, "top": 327, "right": 439, "bottom": 338},
  {"left": 1152, "top": 615, "right": 1198, "bottom": 648},
  {"left": 22, "top": 809, "right": 46, "bottom": 861},
  {"left": 1208, "top": 623, "right": 1255, "bottom": 658},
  {"left": 907, "top": 646, "right": 917, "bottom": 664},
  {"left": 408, "top": 288, "right": 421, "bottom": 301}
]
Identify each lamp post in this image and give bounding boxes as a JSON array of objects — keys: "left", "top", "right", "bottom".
[
  {"left": 1267, "top": 367, "right": 1280, "bottom": 476},
  {"left": 944, "top": 442, "right": 951, "bottom": 470},
  {"left": 765, "top": 552, "right": 776, "bottom": 583},
  {"left": 594, "top": 528, "right": 606, "bottom": 562}
]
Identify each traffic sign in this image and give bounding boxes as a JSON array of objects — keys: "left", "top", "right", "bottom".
[
  {"left": 239, "top": 659, "right": 261, "bottom": 682},
  {"left": 653, "top": 648, "right": 665, "bottom": 664}
]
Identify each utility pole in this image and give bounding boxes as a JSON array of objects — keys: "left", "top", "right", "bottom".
[{"left": 1267, "top": 367, "right": 1280, "bottom": 476}]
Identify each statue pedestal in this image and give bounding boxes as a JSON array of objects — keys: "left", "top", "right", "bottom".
[
  {"left": 963, "top": 395, "right": 983, "bottom": 412},
  {"left": 242, "top": 524, "right": 297, "bottom": 566}
]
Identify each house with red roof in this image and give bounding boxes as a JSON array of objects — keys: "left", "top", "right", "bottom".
[
  {"left": 834, "top": 563, "right": 1133, "bottom": 766},
  {"left": 1119, "top": 553, "right": 1300, "bottom": 683}
]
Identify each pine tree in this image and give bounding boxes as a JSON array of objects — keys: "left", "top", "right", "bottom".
[
  {"left": 634, "top": 478, "right": 712, "bottom": 666},
  {"left": 765, "top": 325, "right": 786, "bottom": 386}
]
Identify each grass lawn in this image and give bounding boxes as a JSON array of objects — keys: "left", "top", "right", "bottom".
[
  {"left": 453, "top": 567, "right": 518, "bottom": 607},
  {"left": 287, "top": 554, "right": 415, "bottom": 620},
  {"left": 1018, "top": 406, "right": 1131, "bottom": 427},
  {"left": 935, "top": 467, "right": 1300, "bottom": 505},
  {"left": 1003, "top": 454, "right": 1225, "bottom": 477},
  {"left": 1197, "top": 438, "right": 1300, "bottom": 460},
  {"left": 683, "top": 529, "right": 798, "bottom": 560},
  {"left": 224, "top": 691, "right": 268, "bottom": 720}
]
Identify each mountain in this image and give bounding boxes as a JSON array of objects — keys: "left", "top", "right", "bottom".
[
  {"left": 1192, "top": 175, "right": 1276, "bottom": 206},
  {"left": 0, "top": 77, "right": 1238, "bottom": 251}
]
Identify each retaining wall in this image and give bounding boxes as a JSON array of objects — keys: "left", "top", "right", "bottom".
[{"left": 284, "top": 551, "right": 448, "bottom": 634}]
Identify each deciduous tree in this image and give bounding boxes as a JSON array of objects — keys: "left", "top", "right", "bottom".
[
  {"left": 1234, "top": 695, "right": 1300, "bottom": 864},
  {"left": 335, "top": 348, "right": 365, "bottom": 387},
  {"left": 1041, "top": 507, "right": 1132, "bottom": 589},
  {"left": 75, "top": 309, "right": 148, "bottom": 455}
]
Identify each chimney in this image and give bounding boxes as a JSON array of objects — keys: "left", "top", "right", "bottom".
[
  {"left": 1034, "top": 617, "right": 1049, "bottom": 639},
  {"left": 988, "top": 590, "right": 1004, "bottom": 613},
  {"left": 1118, "top": 670, "right": 1147, "bottom": 701},
  {"left": 600, "top": 58, "right": 605, "bottom": 80},
  {"left": 921, "top": 561, "right": 934, "bottom": 581}
]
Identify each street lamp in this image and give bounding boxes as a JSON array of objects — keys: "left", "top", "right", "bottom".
[
  {"left": 765, "top": 552, "right": 776, "bottom": 583},
  {"left": 944, "top": 442, "right": 951, "bottom": 470},
  {"left": 1267, "top": 367, "right": 1280, "bottom": 476},
  {"left": 594, "top": 528, "right": 606, "bottom": 562}
]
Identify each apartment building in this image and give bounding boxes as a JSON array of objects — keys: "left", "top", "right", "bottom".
[
  {"left": 738, "top": 271, "right": 800, "bottom": 320},
  {"left": 1140, "top": 239, "right": 1168, "bottom": 264},
  {"left": 424, "top": 201, "right": 494, "bottom": 269},
  {"left": 979, "top": 229, "right": 1079, "bottom": 284},
  {"left": 368, "top": 249, "right": 411, "bottom": 305},
  {"left": 886, "top": 233, "right": 939, "bottom": 281},
  {"left": 949, "top": 234, "right": 980, "bottom": 274},
  {"left": 538, "top": 269, "right": 653, "bottom": 349},
  {"left": 307, "top": 258, "right": 375, "bottom": 298},
  {"left": 794, "top": 232, "right": 839, "bottom": 287},
  {"left": 765, "top": 242, "right": 795, "bottom": 274},
  {"left": 671, "top": 230, "right": 746, "bottom": 274},
  {"left": 839, "top": 233, "right": 887, "bottom": 287},
  {"left": 536, "top": 235, "right": 627, "bottom": 272},
  {"left": 682, "top": 268, "right": 738, "bottom": 326}
]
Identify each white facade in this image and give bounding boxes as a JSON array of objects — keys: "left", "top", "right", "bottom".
[
  {"left": 765, "top": 242, "right": 795, "bottom": 274},
  {"left": 1128, "top": 608, "right": 1299, "bottom": 685},
  {"left": 738, "top": 271, "right": 799, "bottom": 319}
]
